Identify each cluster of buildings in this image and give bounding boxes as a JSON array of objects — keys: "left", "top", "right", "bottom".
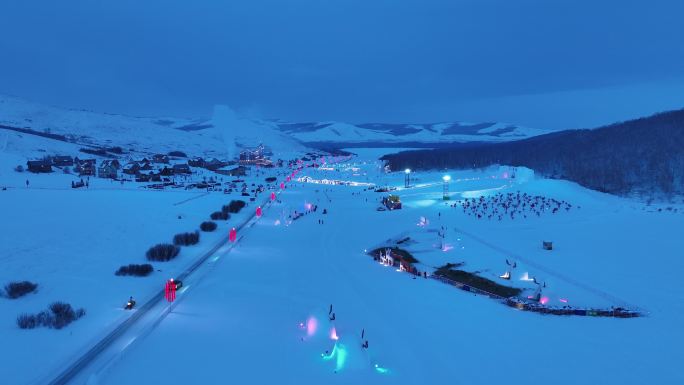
[
  {"left": 24, "top": 144, "right": 276, "bottom": 183},
  {"left": 26, "top": 154, "right": 193, "bottom": 181},
  {"left": 238, "top": 144, "right": 273, "bottom": 167}
]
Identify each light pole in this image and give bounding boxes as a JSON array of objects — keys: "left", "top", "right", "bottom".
[
  {"left": 404, "top": 168, "right": 411, "bottom": 188},
  {"left": 442, "top": 175, "right": 450, "bottom": 200}
]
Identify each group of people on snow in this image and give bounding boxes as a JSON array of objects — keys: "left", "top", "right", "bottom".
[{"left": 452, "top": 191, "right": 574, "bottom": 220}]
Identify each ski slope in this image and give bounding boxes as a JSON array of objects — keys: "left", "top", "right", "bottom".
[{"left": 93, "top": 150, "right": 684, "bottom": 385}]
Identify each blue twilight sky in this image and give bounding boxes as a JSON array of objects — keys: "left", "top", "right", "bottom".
[{"left": 1, "top": 0, "right": 683, "bottom": 130}]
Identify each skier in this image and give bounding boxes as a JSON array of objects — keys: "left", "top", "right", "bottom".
[
  {"left": 328, "top": 304, "right": 336, "bottom": 321},
  {"left": 361, "top": 329, "right": 369, "bottom": 349}
]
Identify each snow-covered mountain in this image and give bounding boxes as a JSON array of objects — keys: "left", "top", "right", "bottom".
[
  {"left": 0, "top": 95, "right": 303, "bottom": 159},
  {"left": 273, "top": 120, "right": 550, "bottom": 146},
  {"left": 0, "top": 94, "right": 550, "bottom": 161}
]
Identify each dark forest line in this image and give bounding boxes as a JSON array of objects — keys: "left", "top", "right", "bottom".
[{"left": 381, "top": 109, "right": 684, "bottom": 197}]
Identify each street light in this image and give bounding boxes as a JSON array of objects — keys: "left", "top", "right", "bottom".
[
  {"left": 442, "top": 175, "right": 450, "bottom": 200},
  {"left": 404, "top": 168, "right": 411, "bottom": 188}
]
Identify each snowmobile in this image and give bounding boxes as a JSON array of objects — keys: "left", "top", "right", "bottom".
[{"left": 124, "top": 297, "right": 136, "bottom": 310}]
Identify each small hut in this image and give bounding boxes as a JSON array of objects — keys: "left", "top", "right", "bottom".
[{"left": 26, "top": 160, "right": 52, "bottom": 173}]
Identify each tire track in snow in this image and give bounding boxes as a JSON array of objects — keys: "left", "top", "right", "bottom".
[{"left": 451, "top": 225, "right": 637, "bottom": 309}]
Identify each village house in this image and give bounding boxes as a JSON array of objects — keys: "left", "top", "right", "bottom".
[
  {"left": 136, "top": 170, "right": 161, "bottom": 182},
  {"left": 26, "top": 160, "right": 53, "bottom": 173},
  {"left": 188, "top": 157, "right": 205, "bottom": 167},
  {"left": 122, "top": 162, "right": 141, "bottom": 175},
  {"left": 74, "top": 158, "right": 96, "bottom": 176},
  {"left": 139, "top": 160, "right": 153, "bottom": 171},
  {"left": 152, "top": 154, "right": 169, "bottom": 164},
  {"left": 215, "top": 165, "right": 247, "bottom": 177},
  {"left": 172, "top": 163, "right": 192, "bottom": 174},
  {"left": 159, "top": 166, "right": 174, "bottom": 176},
  {"left": 50, "top": 155, "right": 74, "bottom": 166},
  {"left": 254, "top": 158, "right": 274, "bottom": 167},
  {"left": 204, "top": 158, "right": 226, "bottom": 171},
  {"left": 98, "top": 159, "right": 121, "bottom": 179}
]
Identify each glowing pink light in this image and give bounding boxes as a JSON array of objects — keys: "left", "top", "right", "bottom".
[
  {"left": 330, "top": 326, "right": 339, "bottom": 340},
  {"left": 271, "top": 192, "right": 276, "bottom": 201},
  {"left": 307, "top": 317, "right": 318, "bottom": 337},
  {"left": 559, "top": 298, "right": 568, "bottom": 303},
  {"left": 441, "top": 244, "right": 454, "bottom": 252},
  {"left": 256, "top": 206, "right": 262, "bottom": 217},
  {"left": 539, "top": 296, "right": 549, "bottom": 305}
]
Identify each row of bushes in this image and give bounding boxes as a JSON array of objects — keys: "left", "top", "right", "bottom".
[
  {"left": 224, "top": 200, "right": 246, "bottom": 214},
  {"left": 118, "top": 201, "right": 245, "bottom": 275},
  {"left": 115, "top": 264, "right": 154, "bottom": 277},
  {"left": 200, "top": 221, "right": 217, "bottom": 232},
  {"left": 174, "top": 231, "right": 200, "bottom": 246},
  {"left": 146, "top": 244, "right": 180, "bottom": 262},
  {"left": 4, "top": 281, "right": 38, "bottom": 299},
  {"left": 211, "top": 211, "right": 230, "bottom": 220},
  {"left": 17, "top": 302, "right": 86, "bottom": 329}
]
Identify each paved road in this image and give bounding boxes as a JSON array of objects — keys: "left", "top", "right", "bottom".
[{"left": 44, "top": 193, "right": 278, "bottom": 385}]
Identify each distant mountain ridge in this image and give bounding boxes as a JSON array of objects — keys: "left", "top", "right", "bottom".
[
  {"left": 273, "top": 120, "right": 549, "bottom": 146},
  {"left": 0, "top": 93, "right": 550, "bottom": 157}
]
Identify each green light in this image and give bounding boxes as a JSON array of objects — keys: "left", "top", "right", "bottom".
[
  {"left": 335, "top": 344, "right": 348, "bottom": 372},
  {"left": 374, "top": 364, "right": 390, "bottom": 374},
  {"left": 321, "top": 342, "right": 348, "bottom": 372},
  {"left": 321, "top": 343, "right": 337, "bottom": 361}
]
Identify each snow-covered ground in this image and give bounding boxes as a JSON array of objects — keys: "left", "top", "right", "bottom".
[
  {"left": 0, "top": 95, "right": 303, "bottom": 160},
  {"left": 49, "top": 148, "right": 681, "bottom": 385},
  {"left": 0, "top": 142, "right": 299, "bottom": 384}
]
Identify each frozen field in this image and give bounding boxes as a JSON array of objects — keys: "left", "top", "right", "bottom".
[
  {"left": 0, "top": 162, "right": 284, "bottom": 384},
  {"left": 76, "top": 150, "right": 684, "bottom": 385}
]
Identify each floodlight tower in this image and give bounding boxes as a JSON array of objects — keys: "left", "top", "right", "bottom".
[
  {"left": 404, "top": 168, "right": 411, "bottom": 188},
  {"left": 442, "top": 175, "right": 451, "bottom": 200}
]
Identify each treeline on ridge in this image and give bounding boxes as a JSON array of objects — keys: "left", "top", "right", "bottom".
[{"left": 381, "top": 108, "right": 684, "bottom": 197}]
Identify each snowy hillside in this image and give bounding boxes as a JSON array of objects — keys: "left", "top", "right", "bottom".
[
  {"left": 0, "top": 95, "right": 303, "bottom": 160},
  {"left": 274, "top": 120, "right": 550, "bottom": 146}
]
